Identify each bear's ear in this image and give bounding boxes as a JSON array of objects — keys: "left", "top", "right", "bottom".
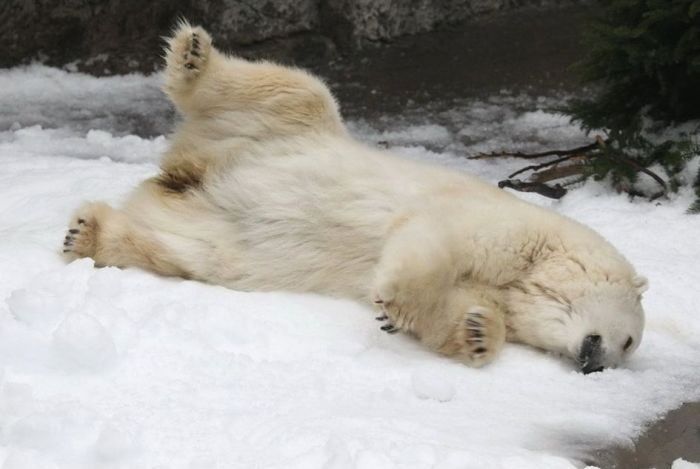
[{"left": 633, "top": 276, "right": 649, "bottom": 295}]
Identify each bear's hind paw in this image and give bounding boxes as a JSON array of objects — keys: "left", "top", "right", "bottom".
[
  {"left": 166, "top": 22, "right": 212, "bottom": 80},
  {"left": 62, "top": 203, "right": 104, "bottom": 261}
]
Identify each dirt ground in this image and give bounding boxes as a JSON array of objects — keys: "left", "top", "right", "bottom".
[
  {"left": 592, "top": 402, "right": 700, "bottom": 469},
  {"left": 321, "top": 3, "right": 592, "bottom": 117}
]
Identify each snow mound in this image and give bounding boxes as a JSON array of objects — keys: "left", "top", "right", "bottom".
[
  {"left": 673, "top": 459, "right": 700, "bottom": 469},
  {"left": 0, "top": 66, "right": 699, "bottom": 468}
]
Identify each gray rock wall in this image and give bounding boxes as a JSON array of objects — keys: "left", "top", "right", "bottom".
[{"left": 0, "top": 0, "right": 580, "bottom": 74}]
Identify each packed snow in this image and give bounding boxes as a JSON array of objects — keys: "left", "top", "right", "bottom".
[{"left": 0, "top": 65, "right": 699, "bottom": 469}]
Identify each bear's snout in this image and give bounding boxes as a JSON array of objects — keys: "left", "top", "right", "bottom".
[{"left": 578, "top": 334, "right": 604, "bottom": 374}]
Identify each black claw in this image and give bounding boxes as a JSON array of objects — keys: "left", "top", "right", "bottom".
[
  {"left": 65, "top": 235, "right": 72, "bottom": 240},
  {"left": 184, "top": 63, "right": 196, "bottom": 70},
  {"left": 62, "top": 249, "right": 71, "bottom": 253},
  {"left": 375, "top": 315, "right": 388, "bottom": 321},
  {"left": 68, "top": 229, "right": 79, "bottom": 234},
  {"left": 63, "top": 241, "right": 72, "bottom": 246},
  {"left": 380, "top": 324, "right": 396, "bottom": 332},
  {"left": 190, "top": 49, "right": 201, "bottom": 58},
  {"left": 466, "top": 319, "right": 481, "bottom": 328},
  {"left": 77, "top": 218, "right": 86, "bottom": 225},
  {"left": 474, "top": 347, "right": 487, "bottom": 354}
]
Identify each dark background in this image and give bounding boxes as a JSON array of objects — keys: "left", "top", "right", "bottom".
[
  {"left": 1, "top": 0, "right": 591, "bottom": 116},
  {"left": 2, "top": 0, "right": 582, "bottom": 73}
]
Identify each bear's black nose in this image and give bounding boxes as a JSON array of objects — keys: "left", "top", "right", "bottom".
[{"left": 579, "top": 334, "right": 604, "bottom": 374}]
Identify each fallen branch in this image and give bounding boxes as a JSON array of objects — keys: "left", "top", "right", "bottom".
[
  {"left": 561, "top": 176, "right": 587, "bottom": 188},
  {"left": 497, "top": 179, "right": 567, "bottom": 199},
  {"left": 476, "top": 135, "right": 668, "bottom": 201},
  {"left": 530, "top": 162, "right": 587, "bottom": 183},
  {"left": 508, "top": 154, "right": 583, "bottom": 179},
  {"left": 469, "top": 140, "right": 603, "bottom": 160}
]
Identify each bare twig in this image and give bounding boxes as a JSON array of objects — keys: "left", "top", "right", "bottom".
[
  {"left": 497, "top": 179, "right": 567, "bottom": 199},
  {"left": 606, "top": 154, "right": 667, "bottom": 191},
  {"left": 470, "top": 140, "right": 603, "bottom": 160},
  {"left": 594, "top": 135, "right": 666, "bottom": 194}
]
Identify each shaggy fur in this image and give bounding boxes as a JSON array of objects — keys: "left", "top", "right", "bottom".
[{"left": 63, "top": 22, "right": 648, "bottom": 371}]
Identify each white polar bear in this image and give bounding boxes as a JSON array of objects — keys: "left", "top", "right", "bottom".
[{"left": 63, "top": 21, "right": 648, "bottom": 373}]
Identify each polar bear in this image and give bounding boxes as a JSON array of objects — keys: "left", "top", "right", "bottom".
[{"left": 63, "top": 21, "right": 648, "bottom": 373}]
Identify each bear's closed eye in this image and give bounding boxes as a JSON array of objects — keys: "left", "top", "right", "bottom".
[{"left": 623, "top": 336, "right": 633, "bottom": 351}]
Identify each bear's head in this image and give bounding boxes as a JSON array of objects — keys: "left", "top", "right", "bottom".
[{"left": 505, "top": 251, "right": 647, "bottom": 373}]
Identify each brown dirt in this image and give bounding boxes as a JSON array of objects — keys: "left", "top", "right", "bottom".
[{"left": 592, "top": 402, "right": 700, "bottom": 469}]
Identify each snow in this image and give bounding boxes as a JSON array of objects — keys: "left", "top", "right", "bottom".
[
  {"left": 0, "top": 65, "right": 699, "bottom": 468},
  {"left": 410, "top": 367, "right": 456, "bottom": 402},
  {"left": 673, "top": 459, "right": 700, "bottom": 469}
]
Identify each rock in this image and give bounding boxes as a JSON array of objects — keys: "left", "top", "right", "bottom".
[{"left": 0, "top": 0, "right": 581, "bottom": 73}]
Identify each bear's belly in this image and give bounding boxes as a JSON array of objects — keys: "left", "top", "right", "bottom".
[{"left": 185, "top": 150, "right": 400, "bottom": 297}]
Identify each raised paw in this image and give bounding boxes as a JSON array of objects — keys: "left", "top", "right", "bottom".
[
  {"left": 165, "top": 21, "right": 212, "bottom": 80},
  {"left": 62, "top": 203, "right": 105, "bottom": 261}
]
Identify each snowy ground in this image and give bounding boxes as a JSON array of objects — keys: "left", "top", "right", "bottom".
[{"left": 0, "top": 65, "right": 699, "bottom": 469}]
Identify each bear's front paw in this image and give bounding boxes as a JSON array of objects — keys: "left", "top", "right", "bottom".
[
  {"left": 463, "top": 307, "right": 503, "bottom": 363},
  {"left": 440, "top": 305, "right": 506, "bottom": 368},
  {"left": 371, "top": 271, "right": 447, "bottom": 335},
  {"left": 372, "top": 285, "right": 420, "bottom": 335}
]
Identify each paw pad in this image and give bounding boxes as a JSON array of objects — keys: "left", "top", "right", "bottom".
[{"left": 166, "top": 24, "right": 212, "bottom": 80}]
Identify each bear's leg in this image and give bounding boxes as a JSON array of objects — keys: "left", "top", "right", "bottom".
[
  {"left": 162, "top": 22, "right": 345, "bottom": 136},
  {"left": 372, "top": 217, "right": 456, "bottom": 334},
  {"left": 62, "top": 202, "right": 190, "bottom": 278},
  {"left": 372, "top": 215, "right": 506, "bottom": 367}
]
